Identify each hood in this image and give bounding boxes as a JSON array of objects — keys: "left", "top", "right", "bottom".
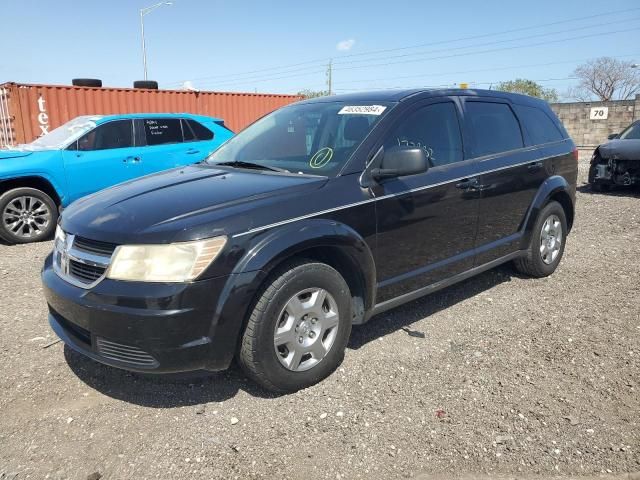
[
  {"left": 61, "top": 164, "right": 328, "bottom": 243},
  {"left": 598, "top": 139, "right": 640, "bottom": 161}
]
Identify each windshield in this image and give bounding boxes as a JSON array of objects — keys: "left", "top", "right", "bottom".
[
  {"left": 619, "top": 122, "right": 640, "bottom": 140},
  {"left": 205, "top": 102, "right": 391, "bottom": 176},
  {"left": 30, "top": 116, "right": 100, "bottom": 149}
]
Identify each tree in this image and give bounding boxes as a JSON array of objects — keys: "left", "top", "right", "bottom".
[
  {"left": 572, "top": 57, "right": 640, "bottom": 101},
  {"left": 495, "top": 79, "right": 559, "bottom": 102},
  {"left": 297, "top": 89, "right": 330, "bottom": 99}
]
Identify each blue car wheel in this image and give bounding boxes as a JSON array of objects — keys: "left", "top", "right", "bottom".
[{"left": 0, "top": 187, "right": 58, "bottom": 244}]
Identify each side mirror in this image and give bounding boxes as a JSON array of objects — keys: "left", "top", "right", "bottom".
[
  {"left": 371, "top": 145, "right": 429, "bottom": 180},
  {"left": 607, "top": 133, "right": 619, "bottom": 140}
]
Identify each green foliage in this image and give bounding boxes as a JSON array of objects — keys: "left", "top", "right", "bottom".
[
  {"left": 495, "top": 79, "right": 559, "bottom": 102},
  {"left": 297, "top": 89, "right": 330, "bottom": 99}
]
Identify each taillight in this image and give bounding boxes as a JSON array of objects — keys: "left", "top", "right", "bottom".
[{"left": 571, "top": 147, "right": 579, "bottom": 162}]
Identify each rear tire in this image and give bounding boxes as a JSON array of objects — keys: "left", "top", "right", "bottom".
[
  {"left": 513, "top": 201, "right": 567, "bottom": 278},
  {"left": 238, "top": 260, "right": 352, "bottom": 393},
  {"left": 0, "top": 187, "right": 58, "bottom": 244}
]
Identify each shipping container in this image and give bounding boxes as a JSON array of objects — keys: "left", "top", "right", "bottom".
[{"left": 0, "top": 82, "right": 302, "bottom": 146}]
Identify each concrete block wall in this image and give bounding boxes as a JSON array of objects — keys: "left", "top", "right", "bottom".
[{"left": 550, "top": 95, "right": 640, "bottom": 158}]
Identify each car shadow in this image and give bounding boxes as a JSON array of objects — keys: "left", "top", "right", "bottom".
[
  {"left": 577, "top": 183, "right": 640, "bottom": 198},
  {"left": 65, "top": 263, "right": 521, "bottom": 406},
  {"left": 349, "top": 263, "right": 517, "bottom": 350},
  {"left": 64, "top": 346, "right": 280, "bottom": 407}
]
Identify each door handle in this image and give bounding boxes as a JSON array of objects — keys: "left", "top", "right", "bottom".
[
  {"left": 455, "top": 177, "right": 479, "bottom": 190},
  {"left": 123, "top": 156, "right": 141, "bottom": 163},
  {"left": 528, "top": 161, "right": 543, "bottom": 172},
  {"left": 186, "top": 149, "right": 200, "bottom": 155}
]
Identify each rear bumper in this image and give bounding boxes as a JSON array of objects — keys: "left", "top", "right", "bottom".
[{"left": 42, "top": 253, "right": 257, "bottom": 373}]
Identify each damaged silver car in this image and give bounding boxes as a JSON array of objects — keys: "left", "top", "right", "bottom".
[{"left": 588, "top": 120, "right": 640, "bottom": 191}]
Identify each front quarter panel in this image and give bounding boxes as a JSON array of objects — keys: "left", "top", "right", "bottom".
[
  {"left": 0, "top": 150, "right": 67, "bottom": 204},
  {"left": 203, "top": 218, "right": 377, "bottom": 369}
]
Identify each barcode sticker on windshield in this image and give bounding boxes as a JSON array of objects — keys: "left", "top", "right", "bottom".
[{"left": 338, "top": 105, "right": 387, "bottom": 115}]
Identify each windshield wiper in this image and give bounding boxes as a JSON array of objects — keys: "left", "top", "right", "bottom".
[{"left": 215, "top": 160, "right": 289, "bottom": 173}]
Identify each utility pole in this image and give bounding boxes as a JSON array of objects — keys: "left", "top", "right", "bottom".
[
  {"left": 326, "top": 59, "right": 333, "bottom": 95},
  {"left": 140, "top": 2, "right": 173, "bottom": 80}
]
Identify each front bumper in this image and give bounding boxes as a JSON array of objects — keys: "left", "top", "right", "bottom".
[{"left": 42, "top": 253, "right": 251, "bottom": 373}]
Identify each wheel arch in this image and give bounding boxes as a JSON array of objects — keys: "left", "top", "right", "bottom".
[
  {"left": 0, "top": 176, "right": 62, "bottom": 207},
  {"left": 520, "top": 175, "right": 575, "bottom": 249},
  {"left": 233, "top": 219, "right": 376, "bottom": 324},
  {"left": 548, "top": 189, "right": 574, "bottom": 231}
]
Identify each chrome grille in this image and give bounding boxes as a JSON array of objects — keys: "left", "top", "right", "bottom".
[
  {"left": 96, "top": 338, "right": 158, "bottom": 368},
  {"left": 73, "top": 236, "right": 117, "bottom": 256},
  {"left": 69, "top": 259, "right": 105, "bottom": 282},
  {"left": 53, "top": 231, "right": 115, "bottom": 288}
]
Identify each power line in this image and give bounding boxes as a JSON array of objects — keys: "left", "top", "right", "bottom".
[
  {"left": 178, "top": 16, "right": 639, "bottom": 88},
  {"left": 333, "top": 26, "right": 640, "bottom": 73},
  {"left": 331, "top": 16, "right": 640, "bottom": 67},
  {"left": 164, "top": 6, "right": 640, "bottom": 86},
  {"left": 333, "top": 76, "right": 579, "bottom": 92},
  {"left": 333, "top": 53, "right": 640, "bottom": 87},
  {"left": 192, "top": 27, "right": 640, "bottom": 89}
]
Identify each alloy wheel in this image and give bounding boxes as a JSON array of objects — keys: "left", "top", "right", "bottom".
[{"left": 2, "top": 196, "right": 52, "bottom": 239}]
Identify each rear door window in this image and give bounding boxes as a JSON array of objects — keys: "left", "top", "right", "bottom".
[
  {"left": 187, "top": 119, "right": 214, "bottom": 141},
  {"left": 384, "top": 101, "right": 464, "bottom": 167},
  {"left": 466, "top": 102, "right": 524, "bottom": 157},
  {"left": 181, "top": 119, "right": 196, "bottom": 142},
  {"left": 514, "top": 105, "right": 564, "bottom": 145},
  {"left": 77, "top": 120, "right": 133, "bottom": 151},
  {"left": 143, "top": 118, "right": 183, "bottom": 146}
]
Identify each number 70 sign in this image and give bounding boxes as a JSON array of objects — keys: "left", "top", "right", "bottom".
[{"left": 589, "top": 107, "right": 608, "bottom": 120}]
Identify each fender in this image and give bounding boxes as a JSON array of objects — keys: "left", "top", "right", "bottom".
[
  {"left": 0, "top": 172, "right": 67, "bottom": 205},
  {"left": 0, "top": 150, "right": 68, "bottom": 205},
  {"left": 234, "top": 218, "right": 376, "bottom": 310},
  {"left": 519, "top": 175, "right": 574, "bottom": 250},
  {"left": 203, "top": 219, "right": 377, "bottom": 369}
]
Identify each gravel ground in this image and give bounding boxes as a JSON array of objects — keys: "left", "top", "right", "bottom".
[{"left": 1, "top": 165, "right": 639, "bottom": 480}]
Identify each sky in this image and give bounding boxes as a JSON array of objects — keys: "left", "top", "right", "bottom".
[{"left": 1, "top": 0, "right": 639, "bottom": 98}]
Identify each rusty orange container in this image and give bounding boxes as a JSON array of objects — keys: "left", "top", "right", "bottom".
[{"left": 0, "top": 82, "right": 302, "bottom": 146}]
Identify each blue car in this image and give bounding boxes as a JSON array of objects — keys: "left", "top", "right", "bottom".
[{"left": 0, "top": 113, "right": 233, "bottom": 244}]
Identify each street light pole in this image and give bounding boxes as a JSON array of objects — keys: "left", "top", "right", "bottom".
[{"left": 139, "top": 2, "right": 173, "bottom": 80}]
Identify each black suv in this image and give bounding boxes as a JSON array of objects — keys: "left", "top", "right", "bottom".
[{"left": 42, "top": 89, "right": 577, "bottom": 392}]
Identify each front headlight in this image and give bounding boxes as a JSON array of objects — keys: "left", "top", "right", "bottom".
[
  {"left": 106, "top": 237, "right": 227, "bottom": 282},
  {"left": 55, "top": 224, "right": 66, "bottom": 246}
]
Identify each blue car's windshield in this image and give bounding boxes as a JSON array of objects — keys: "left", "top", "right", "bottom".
[
  {"left": 205, "top": 101, "right": 391, "bottom": 176},
  {"left": 30, "top": 116, "right": 101, "bottom": 149}
]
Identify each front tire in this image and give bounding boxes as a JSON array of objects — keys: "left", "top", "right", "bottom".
[
  {"left": 239, "top": 260, "right": 352, "bottom": 393},
  {"left": 0, "top": 187, "right": 58, "bottom": 244},
  {"left": 513, "top": 201, "right": 567, "bottom": 278}
]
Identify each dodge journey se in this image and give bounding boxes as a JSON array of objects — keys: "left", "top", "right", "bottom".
[{"left": 42, "top": 89, "right": 578, "bottom": 392}]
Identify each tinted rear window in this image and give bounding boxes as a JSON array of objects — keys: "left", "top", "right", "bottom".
[
  {"left": 466, "top": 102, "right": 524, "bottom": 157},
  {"left": 181, "top": 119, "right": 196, "bottom": 142},
  {"left": 144, "top": 118, "right": 182, "bottom": 145},
  {"left": 187, "top": 119, "right": 214, "bottom": 141},
  {"left": 514, "top": 105, "right": 564, "bottom": 145}
]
